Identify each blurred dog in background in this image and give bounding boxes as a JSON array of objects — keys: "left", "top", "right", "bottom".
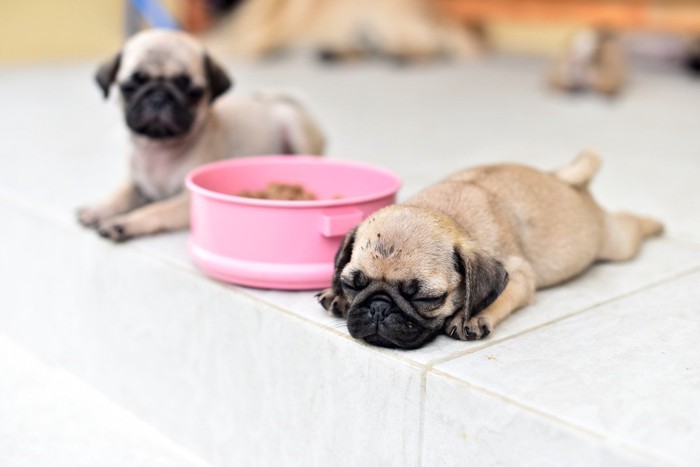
[
  {"left": 549, "top": 29, "right": 626, "bottom": 96},
  {"left": 208, "top": 0, "right": 481, "bottom": 62}
]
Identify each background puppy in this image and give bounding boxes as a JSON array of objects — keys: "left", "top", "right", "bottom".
[
  {"left": 318, "top": 151, "right": 662, "bottom": 349},
  {"left": 549, "top": 29, "right": 626, "bottom": 96},
  {"left": 210, "top": 0, "right": 480, "bottom": 62},
  {"left": 78, "top": 29, "right": 325, "bottom": 241}
]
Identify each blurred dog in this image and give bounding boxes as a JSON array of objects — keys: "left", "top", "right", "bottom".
[
  {"left": 78, "top": 29, "right": 325, "bottom": 241},
  {"left": 211, "top": 0, "right": 480, "bottom": 62},
  {"left": 318, "top": 151, "right": 662, "bottom": 349},
  {"left": 549, "top": 29, "right": 626, "bottom": 96}
]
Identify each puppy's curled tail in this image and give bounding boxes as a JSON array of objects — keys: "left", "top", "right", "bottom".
[{"left": 555, "top": 150, "right": 602, "bottom": 188}]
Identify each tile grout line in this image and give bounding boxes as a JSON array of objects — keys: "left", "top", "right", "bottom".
[
  {"left": 416, "top": 369, "right": 428, "bottom": 467},
  {"left": 428, "top": 367, "right": 679, "bottom": 466},
  {"left": 130, "top": 247, "right": 433, "bottom": 372},
  {"left": 2, "top": 193, "right": 438, "bottom": 463},
  {"left": 1, "top": 187, "right": 696, "bottom": 464},
  {"left": 0, "top": 192, "right": 431, "bottom": 372},
  {"left": 3, "top": 190, "right": 700, "bottom": 377},
  {"left": 0, "top": 193, "right": 366, "bottom": 341},
  {"left": 427, "top": 264, "right": 700, "bottom": 368},
  {"left": 129, "top": 246, "right": 433, "bottom": 370}
]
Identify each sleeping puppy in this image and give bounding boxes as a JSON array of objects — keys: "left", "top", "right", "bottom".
[
  {"left": 317, "top": 151, "right": 662, "bottom": 349},
  {"left": 78, "top": 29, "right": 325, "bottom": 241}
]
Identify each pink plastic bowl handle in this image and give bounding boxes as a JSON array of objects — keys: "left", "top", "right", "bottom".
[{"left": 320, "top": 209, "right": 364, "bottom": 238}]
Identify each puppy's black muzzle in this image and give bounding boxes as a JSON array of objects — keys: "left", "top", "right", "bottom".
[
  {"left": 347, "top": 292, "right": 396, "bottom": 339},
  {"left": 347, "top": 290, "right": 441, "bottom": 350},
  {"left": 125, "top": 84, "right": 195, "bottom": 139}
]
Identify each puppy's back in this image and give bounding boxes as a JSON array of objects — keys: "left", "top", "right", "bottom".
[{"left": 408, "top": 160, "right": 607, "bottom": 287}]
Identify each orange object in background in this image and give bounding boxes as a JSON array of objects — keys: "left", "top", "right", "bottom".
[
  {"left": 434, "top": 0, "right": 700, "bottom": 33},
  {"left": 182, "top": 0, "right": 211, "bottom": 32}
]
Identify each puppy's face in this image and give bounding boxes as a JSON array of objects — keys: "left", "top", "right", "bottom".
[
  {"left": 332, "top": 206, "right": 508, "bottom": 350},
  {"left": 95, "top": 29, "right": 231, "bottom": 140}
]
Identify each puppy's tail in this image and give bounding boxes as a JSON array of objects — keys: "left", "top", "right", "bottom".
[{"left": 555, "top": 150, "right": 601, "bottom": 188}]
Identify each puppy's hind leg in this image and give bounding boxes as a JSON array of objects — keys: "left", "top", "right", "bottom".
[{"left": 597, "top": 212, "right": 664, "bottom": 262}]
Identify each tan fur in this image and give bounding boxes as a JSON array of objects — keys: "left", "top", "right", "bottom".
[
  {"left": 208, "top": 0, "right": 480, "bottom": 61},
  {"left": 78, "top": 29, "right": 325, "bottom": 241},
  {"left": 549, "top": 29, "right": 626, "bottom": 96},
  {"left": 319, "top": 151, "right": 663, "bottom": 345}
]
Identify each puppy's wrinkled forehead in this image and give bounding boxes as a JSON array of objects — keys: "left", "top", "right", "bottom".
[
  {"left": 352, "top": 206, "right": 461, "bottom": 285},
  {"left": 118, "top": 30, "right": 206, "bottom": 82}
]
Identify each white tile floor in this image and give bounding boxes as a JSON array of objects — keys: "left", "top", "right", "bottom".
[
  {"left": 1, "top": 55, "right": 699, "bottom": 466},
  {"left": 0, "top": 334, "right": 212, "bottom": 467}
]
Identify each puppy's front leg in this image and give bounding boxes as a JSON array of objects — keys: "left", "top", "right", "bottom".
[
  {"left": 77, "top": 182, "right": 143, "bottom": 228},
  {"left": 448, "top": 257, "right": 535, "bottom": 341},
  {"left": 97, "top": 193, "right": 190, "bottom": 242},
  {"left": 316, "top": 288, "right": 349, "bottom": 318}
]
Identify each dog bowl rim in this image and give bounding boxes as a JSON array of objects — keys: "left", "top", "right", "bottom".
[{"left": 186, "top": 155, "right": 402, "bottom": 208}]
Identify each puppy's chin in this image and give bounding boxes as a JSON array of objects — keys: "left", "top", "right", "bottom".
[
  {"left": 126, "top": 108, "right": 195, "bottom": 140},
  {"left": 347, "top": 307, "right": 440, "bottom": 350},
  {"left": 127, "top": 115, "right": 193, "bottom": 139}
]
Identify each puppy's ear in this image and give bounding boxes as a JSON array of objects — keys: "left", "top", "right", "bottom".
[
  {"left": 330, "top": 227, "right": 358, "bottom": 296},
  {"left": 203, "top": 54, "right": 232, "bottom": 102},
  {"left": 95, "top": 53, "right": 121, "bottom": 99},
  {"left": 453, "top": 245, "right": 509, "bottom": 317}
]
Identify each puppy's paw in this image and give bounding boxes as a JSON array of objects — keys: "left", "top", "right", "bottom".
[
  {"left": 96, "top": 217, "right": 131, "bottom": 242},
  {"left": 445, "top": 314, "right": 493, "bottom": 341},
  {"left": 315, "top": 288, "right": 349, "bottom": 317},
  {"left": 463, "top": 316, "right": 493, "bottom": 341},
  {"left": 77, "top": 205, "right": 109, "bottom": 229},
  {"left": 316, "top": 288, "right": 335, "bottom": 309}
]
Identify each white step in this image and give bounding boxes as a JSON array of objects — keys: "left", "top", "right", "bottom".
[
  {"left": 0, "top": 333, "right": 211, "bottom": 467},
  {"left": 2, "top": 59, "right": 700, "bottom": 466}
]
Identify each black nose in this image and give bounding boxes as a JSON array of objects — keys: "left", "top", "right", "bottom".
[
  {"left": 368, "top": 294, "right": 394, "bottom": 321},
  {"left": 148, "top": 89, "right": 170, "bottom": 108}
]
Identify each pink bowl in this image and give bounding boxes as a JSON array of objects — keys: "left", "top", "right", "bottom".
[{"left": 186, "top": 156, "right": 401, "bottom": 290}]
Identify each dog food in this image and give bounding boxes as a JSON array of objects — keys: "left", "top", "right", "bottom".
[{"left": 237, "top": 182, "right": 318, "bottom": 201}]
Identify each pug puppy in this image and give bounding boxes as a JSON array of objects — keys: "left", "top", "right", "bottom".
[
  {"left": 317, "top": 151, "right": 662, "bottom": 349},
  {"left": 77, "top": 29, "right": 325, "bottom": 241}
]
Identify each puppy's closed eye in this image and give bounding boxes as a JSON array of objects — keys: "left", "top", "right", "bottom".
[
  {"left": 173, "top": 74, "right": 191, "bottom": 90},
  {"left": 120, "top": 82, "right": 137, "bottom": 97},
  {"left": 341, "top": 270, "right": 369, "bottom": 293},
  {"left": 133, "top": 71, "right": 149, "bottom": 84},
  {"left": 120, "top": 72, "right": 149, "bottom": 97},
  {"left": 414, "top": 293, "right": 447, "bottom": 305},
  {"left": 413, "top": 293, "right": 448, "bottom": 310},
  {"left": 340, "top": 279, "right": 359, "bottom": 292}
]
